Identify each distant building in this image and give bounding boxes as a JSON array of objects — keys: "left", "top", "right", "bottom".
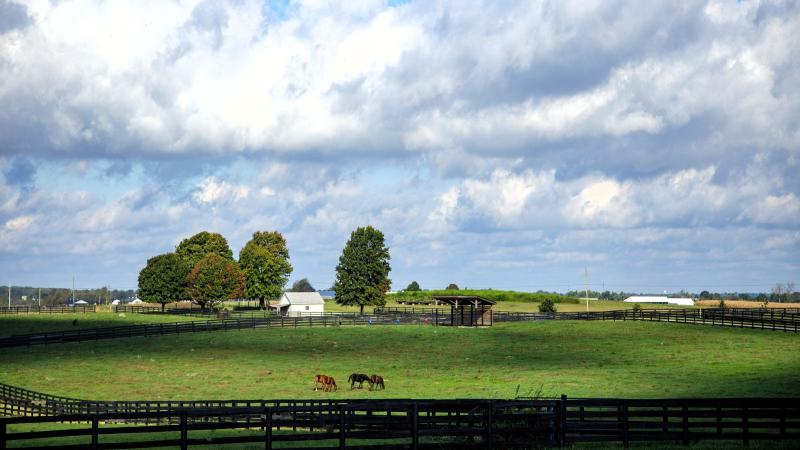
[
  {"left": 272, "top": 292, "right": 325, "bottom": 316},
  {"left": 623, "top": 296, "right": 694, "bottom": 306}
]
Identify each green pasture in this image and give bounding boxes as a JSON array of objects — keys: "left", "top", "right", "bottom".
[
  {"left": 1, "top": 321, "right": 797, "bottom": 401},
  {"left": 324, "top": 298, "right": 682, "bottom": 313},
  {"left": 0, "top": 312, "right": 198, "bottom": 338}
]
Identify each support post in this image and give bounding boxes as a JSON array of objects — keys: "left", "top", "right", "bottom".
[
  {"left": 411, "top": 402, "right": 419, "bottom": 450},
  {"left": 264, "top": 406, "right": 272, "bottom": 449},
  {"left": 180, "top": 411, "right": 188, "bottom": 450},
  {"left": 91, "top": 415, "right": 99, "bottom": 450},
  {"left": 339, "top": 405, "right": 346, "bottom": 450}
]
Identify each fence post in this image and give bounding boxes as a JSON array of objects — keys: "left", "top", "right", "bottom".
[
  {"left": 180, "top": 411, "right": 188, "bottom": 450},
  {"left": 411, "top": 402, "right": 419, "bottom": 450},
  {"left": 620, "top": 400, "right": 629, "bottom": 448},
  {"left": 486, "top": 400, "right": 494, "bottom": 449},
  {"left": 264, "top": 406, "right": 272, "bottom": 449},
  {"left": 742, "top": 405, "right": 749, "bottom": 446},
  {"left": 91, "top": 415, "right": 99, "bottom": 450},
  {"left": 682, "top": 401, "right": 689, "bottom": 446},
  {"left": 339, "top": 404, "right": 346, "bottom": 450},
  {"left": 1, "top": 419, "right": 6, "bottom": 450},
  {"left": 559, "top": 394, "right": 568, "bottom": 447}
]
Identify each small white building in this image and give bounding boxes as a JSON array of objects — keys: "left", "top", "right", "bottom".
[
  {"left": 623, "top": 296, "right": 694, "bottom": 306},
  {"left": 272, "top": 292, "right": 325, "bottom": 317}
]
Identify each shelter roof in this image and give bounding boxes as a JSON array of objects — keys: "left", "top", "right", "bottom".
[{"left": 432, "top": 295, "right": 496, "bottom": 306}]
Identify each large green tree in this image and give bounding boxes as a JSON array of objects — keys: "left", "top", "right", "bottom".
[
  {"left": 137, "top": 253, "right": 189, "bottom": 311},
  {"left": 238, "top": 231, "right": 292, "bottom": 309},
  {"left": 290, "top": 278, "right": 315, "bottom": 292},
  {"left": 333, "top": 226, "right": 391, "bottom": 314},
  {"left": 186, "top": 253, "right": 244, "bottom": 310},
  {"left": 176, "top": 231, "right": 234, "bottom": 268}
]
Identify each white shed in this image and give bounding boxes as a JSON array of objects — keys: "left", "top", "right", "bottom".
[
  {"left": 273, "top": 292, "right": 325, "bottom": 317},
  {"left": 623, "top": 296, "right": 694, "bottom": 306}
]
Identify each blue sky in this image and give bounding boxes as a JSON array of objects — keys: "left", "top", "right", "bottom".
[{"left": 0, "top": 0, "right": 798, "bottom": 293}]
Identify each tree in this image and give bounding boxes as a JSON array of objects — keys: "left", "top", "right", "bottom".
[
  {"left": 538, "top": 298, "right": 557, "bottom": 312},
  {"left": 446, "top": 283, "right": 459, "bottom": 290},
  {"left": 137, "top": 253, "right": 189, "bottom": 311},
  {"left": 405, "top": 281, "right": 421, "bottom": 292},
  {"left": 699, "top": 290, "right": 711, "bottom": 300},
  {"left": 238, "top": 231, "right": 293, "bottom": 309},
  {"left": 176, "top": 231, "right": 234, "bottom": 268},
  {"left": 186, "top": 253, "right": 244, "bottom": 310},
  {"left": 333, "top": 226, "right": 391, "bottom": 314},
  {"left": 290, "top": 278, "right": 315, "bottom": 292}
]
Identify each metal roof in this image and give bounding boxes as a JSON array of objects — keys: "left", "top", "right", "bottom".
[
  {"left": 279, "top": 292, "right": 325, "bottom": 306},
  {"left": 432, "top": 295, "right": 496, "bottom": 306}
]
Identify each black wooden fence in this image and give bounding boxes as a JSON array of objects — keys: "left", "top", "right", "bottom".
[
  {"left": 2, "top": 394, "right": 798, "bottom": 449},
  {"left": 0, "top": 305, "right": 96, "bottom": 315}
]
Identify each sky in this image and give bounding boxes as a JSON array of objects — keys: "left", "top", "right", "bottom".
[{"left": 0, "top": 0, "right": 798, "bottom": 293}]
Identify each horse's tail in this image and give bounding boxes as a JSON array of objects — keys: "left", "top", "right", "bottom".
[{"left": 348, "top": 373, "right": 354, "bottom": 383}]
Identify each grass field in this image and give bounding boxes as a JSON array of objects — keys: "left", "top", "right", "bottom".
[
  {"left": 323, "top": 298, "right": 681, "bottom": 313},
  {"left": 1, "top": 320, "right": 797, "bottom": 401},
  {"left": 0, "top": 312, "right": 199, "bottom": 338}
]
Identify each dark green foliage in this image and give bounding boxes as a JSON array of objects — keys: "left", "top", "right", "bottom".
[
  {"left": 699, "top": 290, "right": 712, "bottom": 299},
  {"left": 632, "top": 303, "right": 642, "bottom": 313},
  {"left": 137, "top": 253, "right": 189, "bottom": 311},
  {"left": 718, "top": 299, "right": 727, "bottom": 309},
  {"left": 186, "top": 254, "right": 244, "bottom": 310},
  {"left": 391, "top": 289, "right": 580, "bottom": 304},
  {"left": 405, "top": 281, "right": 421, "bottom": 291},
  {"left": 446, "top": 283, "right": 459, "bottom": 290},
  {"left": 333, "top": 226, "right": 391, "bottom": 314},
  {"left": 238, "top": 231, "right": 292, "bottom": 309},
  {"left": 538, "top": 298, "right": 557, "bottom": 312},
  {"left": 290, "top": 278, "right": 315, "bottom": 292},
  {"left": 175, "top": 231, "right": 234, "bottom": 268}
]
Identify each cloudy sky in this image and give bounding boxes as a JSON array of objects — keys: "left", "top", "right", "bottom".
[{"left": 1, "top": 0, "right": 798, "bottom": 293}]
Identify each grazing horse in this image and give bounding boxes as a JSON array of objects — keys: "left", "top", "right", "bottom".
[
  {"left": 323, "top": 376, "right": 337, "bottom": 392},
  {"left": 314, "top": 374, "right": 337, "bottom": 392},
  {"left": 348, "top": 373, "right": 370, "bottom": 389},
  {"left": 368, "top": 374, "right": 385, "bottom": 391}
]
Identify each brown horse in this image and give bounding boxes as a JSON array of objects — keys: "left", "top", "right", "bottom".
[
  {"left": 313, "top": 374, "right": 337, "bottom": 392},
  {"left": 368, "top": 374, "right": 385, "bottom": 391}
]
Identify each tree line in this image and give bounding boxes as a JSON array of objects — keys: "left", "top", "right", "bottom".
[
  {"left": 0, "top": 286, "right": 136, "bottom": 306},
  {"left": 138, "top": 226, "right": 391, "bottom": 313}
]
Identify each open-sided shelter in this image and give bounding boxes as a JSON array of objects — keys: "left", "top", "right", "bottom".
[{"left": 433, "top": 295, "right": 495, "bottom": 327}]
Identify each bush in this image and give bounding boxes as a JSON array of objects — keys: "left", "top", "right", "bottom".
[
  {"left": 632, "top": 303, "right": 642, "bottom": 313},
  {"left": 446, "top": 283, "right": 459, "bottom": 290},
  {"left": 538, "top": 298, "right": 557, "bottom": 313}
]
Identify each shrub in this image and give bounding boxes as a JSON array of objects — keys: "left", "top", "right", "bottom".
[
  {"left": 538, "top": 298, "right": 557, "bottom": 313},
  {"left": 632, "top": 303, "right": 642, "bottom": 313},
  {"left": 446, "top": 283, "right": 459, "bottom": 290}
]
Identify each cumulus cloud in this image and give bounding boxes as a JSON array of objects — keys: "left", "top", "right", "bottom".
[{"left": 0, "top": 0, "right": 797, "bottom": 290}]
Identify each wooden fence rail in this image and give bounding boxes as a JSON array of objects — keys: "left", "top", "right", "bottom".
[
  {"left": 0, "top": 305, "right": 96, "bottom": 315},
  {"left": 1, "top": 394, "right": 798, "bottom": 449}
]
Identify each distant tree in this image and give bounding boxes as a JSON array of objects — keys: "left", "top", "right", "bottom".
[
  {"left": 333, "top": 226, "right": 391, "bottom": 314},
  {"left": 599, "top": 290, "right": 612, "bottom": 300},
  {"left": 186, "top": 253, "right": 244, "bottom": 310},
  {"left": 137, "top": 253, "right": 189, "bottom": 311},
  {"left": 699, "top": 291, "right": 711, "bottom": 300},
  {"left": 176, "top": 231, "right": 234, "bottom": 268},
  {"left": 239, "top": 231, "right": 292, "bottom": 309},
  {"left": 405, "top": 281, "right": 421, "bottom": 292},
  {"left": 718, "top": 299, "right": 726, "bottom": 309},
  {"left": 446, "top": 283, "right": 459, "bottom": 290},
  {"left": 538, "top": 298, "right": 557, "bottom": 313},
  {"left": 290, "top": 278, "right": 315, "bottom": 292}
]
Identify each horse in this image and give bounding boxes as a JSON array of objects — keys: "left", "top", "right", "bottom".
[
  {"left": 313, "top": 374, "right": 336, "bottom": 392},
  {"left": 348, "top": 373, "right": 370, "bottom": 389},
  {"left": 368, "top": 374, "right": 385, "bottom": 391}
]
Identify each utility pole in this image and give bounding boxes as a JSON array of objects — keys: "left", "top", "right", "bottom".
[
  {"left": 72, "top": 276, "right": 75, "bottom": 305},
  {"left": 38, "top": 287, "right": 41, "bottom": 307},
  {"left": 7, "top": 284, "right": 10, "bottom": 308},
  {"left": 584, "top": 267, "right": 589, "bottom": 313}
]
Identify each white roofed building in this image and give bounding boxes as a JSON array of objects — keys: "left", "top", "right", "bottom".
[
  {"left": 271, "top": 292, "right": 325, "bottom": 316},
  {"left": 623, "top": 296, "right": 694, "bottom": 306}
]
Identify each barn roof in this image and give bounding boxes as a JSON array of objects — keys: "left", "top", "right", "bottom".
[
  {"left": 432, "top": 295, "right": 496, "bottom": 306},
  {"left": 280, "top": 291, "right": 325, "bottom": 306}
]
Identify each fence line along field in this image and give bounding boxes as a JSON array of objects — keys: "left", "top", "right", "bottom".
[{"left": 1, "top": 320, "right": 797, "bottom": 401}]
